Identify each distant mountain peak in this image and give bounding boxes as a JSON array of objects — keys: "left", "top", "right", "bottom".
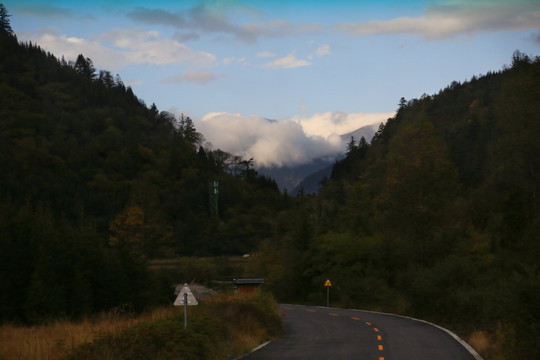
[
  {"left": 340, "top": 122, "right": 381, "bottom": 143},
  {"left": 259, "top": 121, "right": 383, "bottom": 194}
]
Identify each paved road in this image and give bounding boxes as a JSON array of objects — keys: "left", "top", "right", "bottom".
[{"left": 243, "top": 304, "right": 481, "bottom": 360}]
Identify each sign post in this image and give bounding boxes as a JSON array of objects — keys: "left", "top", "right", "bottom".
[
  {"left": 183, "top": 293, "right": 188, "bottom": 329},
  {"left": 174, "top": 283, "right": 198, "bottom": 329},
  {"left": 324, "top": 279, "right": 332, "bottom": 308}
]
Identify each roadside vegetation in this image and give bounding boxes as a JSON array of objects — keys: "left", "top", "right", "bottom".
[
  {"left": 0, "top": 292, "right": 281, "bottom": 360},
  {"left": 64, "top": 292, "right": 282, "bottom": 360},
  {"left": 0, "top": 307, "right": 176, "bottom": 360}
]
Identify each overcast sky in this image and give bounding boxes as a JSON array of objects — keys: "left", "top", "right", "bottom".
[{"left": 5, "top": 0, "right": 540, "bottom": 167}]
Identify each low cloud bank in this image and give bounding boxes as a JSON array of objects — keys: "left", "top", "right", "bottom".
[
  {"left": 195, "top": 111, "right": 394, "bottom": 168},
  {"left": 290, "top": 111, "right": 393, "bottom": 138}
]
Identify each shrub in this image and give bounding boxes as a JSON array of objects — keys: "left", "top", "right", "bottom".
[{"left": 63, "top": 292, "right": 282, "bottom": 360}]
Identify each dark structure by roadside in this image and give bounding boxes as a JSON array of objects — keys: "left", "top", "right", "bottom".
[{"left": 234, "top": 279, "right": 264, "bottom": 294}]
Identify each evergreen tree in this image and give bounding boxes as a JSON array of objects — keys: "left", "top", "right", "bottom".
[
  {"left": 379, "top": 116, "right": 460, "bottom": 266},
  {"left": 511, "top": 49, "right": 531, "bottom": 68},
  {"left": 99, "top": 70, "right": 115, "bottom": 87},
  {"left": 0, "top": 3, "right": 13, "bottom": 35},
  {"left": 74, "top": 54, "right": 96, "bottom": 79},
  {"left": 178, "top": 114, "right": 202, "bottom": 146},
  {"left": 398, "top": 97, "right": 408, "bottom": 111},
  {"left": 371, "top": 123, "right": 385, "bottom": 142},
  {"left": 346, "top": 136, "right": 357, "bottom": 154},
  {"left": 358, "top": 136, "right": 368, "bottom": 149},
  {"left": 0, "top": 26, "right": 287, "bottom": 322}
]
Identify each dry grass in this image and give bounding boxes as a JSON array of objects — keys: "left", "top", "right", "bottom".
[
  {"left": 0, "top": 307, "right": 176, "bottom": 360},
  {"left": 468, "top": 330, "right": 491, "bottom": 353},
  {"left": 60, "top": 292, "right": 281, "bottom": 360},
  {"left": 467, "top": 328, "right": 507, "bottom": 360},
  {"left": 1, "top": 293, "right": 282, "bottom": 360},
  {"left": 203, "top": 292, "right": 282, "bottom": 359}
]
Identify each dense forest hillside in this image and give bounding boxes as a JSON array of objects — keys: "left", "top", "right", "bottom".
[
  {"left": 0, "top": 18, "right": 284, "bottom": 322},
  {"left": 246, "top": 50, "right": 540, "bottom": 359}
]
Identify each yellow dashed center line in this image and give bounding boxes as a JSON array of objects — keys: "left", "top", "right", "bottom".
[
  {"left": 323, "top": 313, "right": 384, "bottom": 358},
  {"left": 306, "top": 309, "right": 316, "bottom": 312}
]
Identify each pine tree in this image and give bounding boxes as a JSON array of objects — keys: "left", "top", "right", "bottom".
[
  {"left": 178, "top": 114, "right": 202, "bottom": 145},
  {"left": 346, "top": 136, "right": 357, "bottom": 154},
  {"left": 0, "top": 3, "right": 14, "bottom": 35},
  {"left": 379, "top": 116, "right": 460, "bottom": 266},
  {"left": 74, "top": 54, "right": 96, "bottom": 79},
  {"left": 358, "top": 136, "right": 368, "bottom": 149}
]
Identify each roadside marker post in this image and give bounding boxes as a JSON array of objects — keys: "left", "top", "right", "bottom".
[
  {"left": 184, "top": 293, "right": 187, "bottom": 329},
  {"left": 174, "top": 283, "right": 198, "bottom": 329},
  {"left": 324, "top": 279, "right": 332, "bottom": 307}
]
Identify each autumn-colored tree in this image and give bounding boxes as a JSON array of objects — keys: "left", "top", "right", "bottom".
[{"left": 109, "top": 202, "right": 145, "bottom": 253}]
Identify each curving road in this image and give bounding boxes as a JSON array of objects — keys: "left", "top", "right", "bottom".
[{"left": 242, "top": 304, "right": 482, "bottom": 360}]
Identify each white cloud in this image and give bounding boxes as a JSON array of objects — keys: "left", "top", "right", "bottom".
[
  {"left": 223, "top": 57, "right": 247, "bottom": 65},
  {"left": 18, "top": 28, "right": 216, "bottom": 69},
  {"left": 197, "top": 112, "right": 345, "bottom": 167},
  {"left": 162, "top": 70, "right": 227, "bottom": 84},
  {"left": 335, "top": 0, "right": 540, "bottom": 39},
  {"left": 128, "top": 6, "right": 322, "bottom": 43},
  {"left": 242, "top": 20, "right": 323, "bottom": 40},
  {"left": 172, "top": 32, "right": 200, "bottom": 42},
  {"left": 261, "top": 53, "right": 311, "bottom": 69},
  {"left": 99, "top": 29, "right": 216, "bottom": 66},
  {"left": 196, "top": 111, "right": 393, "bottom": 168},
  {"left": 290, "top": 111, "right": 394, "bottom": 138},
  {"left": 256, "top": 51, "right": 276, "bottom": 58},
  {"left": 19, "top": 29, "right": 125, "bottom": 67},
  {"left": 315, "top": 44, "right": 331, "bottom": 56}
]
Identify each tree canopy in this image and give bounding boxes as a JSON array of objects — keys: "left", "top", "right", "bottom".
[
  {"left": 0, "top": 3, "right": 13, "bottom": 35},
  {"left": 0, "top": 17, "right": 282, "bottom": 323},
  {"left": 246, "top": 51, "right": 540, "bottom": 360}
]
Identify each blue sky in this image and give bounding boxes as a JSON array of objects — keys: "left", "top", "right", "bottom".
[{"left": 5, "top": 0, "right": 540, "bottom": 167}]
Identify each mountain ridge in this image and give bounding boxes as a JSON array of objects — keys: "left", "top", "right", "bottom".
[{"left": 258, "top": 122, "right": 383, "bottom": 194}]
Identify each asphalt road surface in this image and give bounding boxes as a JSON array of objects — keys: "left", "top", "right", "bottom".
[{"left": 242, "top": 304, "right": 481, "bottom": 360}]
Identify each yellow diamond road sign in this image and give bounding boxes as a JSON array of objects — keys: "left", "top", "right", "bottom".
[{"left": 325, "top": 280, "right": 332, "bottom": 287}]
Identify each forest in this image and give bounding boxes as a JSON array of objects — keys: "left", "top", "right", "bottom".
[
  {"left": 0, "top": 13, "right": 283, "bottom": 322},
  {"left": 249, "top": 50, "right": 539, "bottom": 358},
  {"left": 1, "top": 5, "right": 539, "bottom": 359}
]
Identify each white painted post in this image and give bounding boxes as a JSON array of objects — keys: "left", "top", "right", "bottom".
[{"left": 184, "top": 292, "right": 188, "bottom": 329}]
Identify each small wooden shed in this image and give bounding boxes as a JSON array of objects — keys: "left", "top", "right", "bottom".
[{"left": 234, "top": 278, "right": 264, "bottom": 294}]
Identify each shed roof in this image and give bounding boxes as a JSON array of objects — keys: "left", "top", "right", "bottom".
[{"left": 234, "top": 278, "right": 264, "bottom": 285}]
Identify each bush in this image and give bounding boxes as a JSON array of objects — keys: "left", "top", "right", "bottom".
[{"left": 63, "top": 292, "right": 282, "bottom": 360}]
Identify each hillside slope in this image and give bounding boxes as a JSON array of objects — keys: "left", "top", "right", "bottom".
[
  {"left": 246, "top": 51, "right": 540, "bottom": 360},
  {"left": 0, "top": 26, "right": 284, "bottom": 322}
]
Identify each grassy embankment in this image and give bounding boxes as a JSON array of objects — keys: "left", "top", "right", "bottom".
[{"left": 0, "top": 292, "right": 282, "bottom": 360}]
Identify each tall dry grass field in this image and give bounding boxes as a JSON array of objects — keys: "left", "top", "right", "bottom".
[{"left": 0, "top": 307, "right": 176, "bottom": 360}]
